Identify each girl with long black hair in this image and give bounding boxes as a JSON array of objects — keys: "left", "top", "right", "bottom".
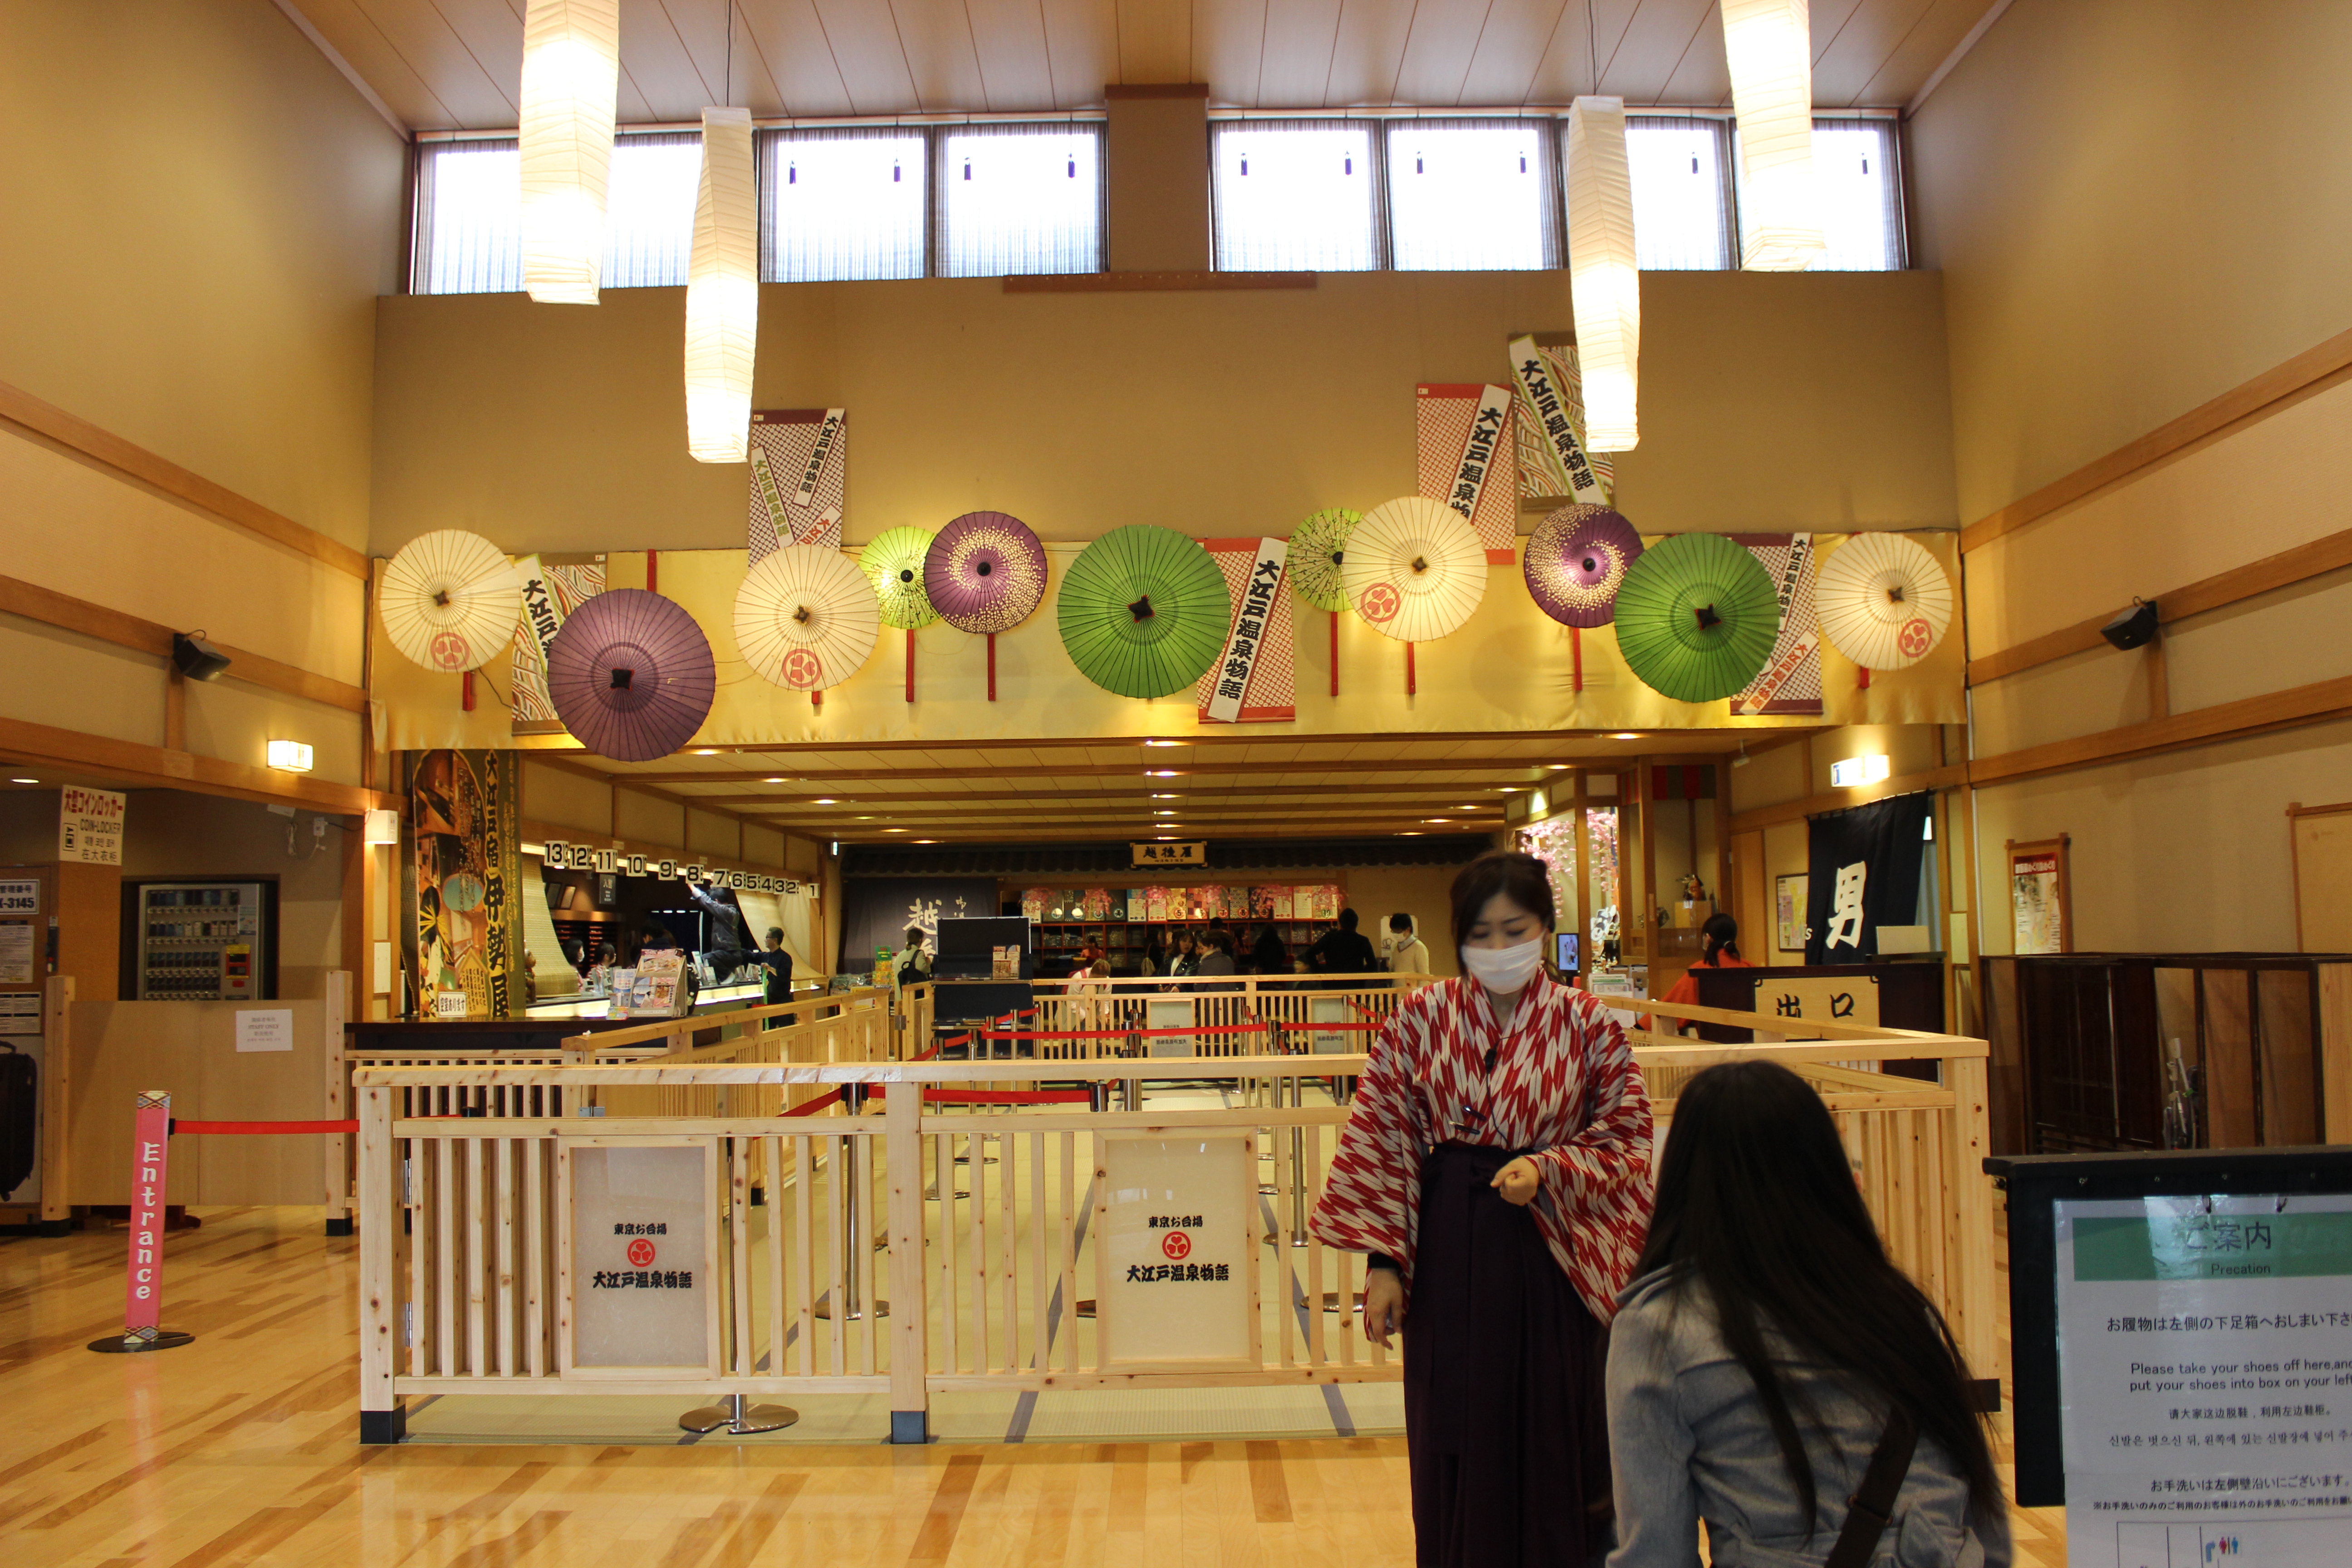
[{"left": 1607, "top": 1060, "right": 2009, "bottom": 1568}]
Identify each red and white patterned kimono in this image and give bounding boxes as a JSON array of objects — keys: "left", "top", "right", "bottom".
[
  {"left": 1310, "top": 971, "right": 1656, "bottom": 1318},
  {"left": 1313, "top": 972, "right": 1655, "bottom": 1566}
]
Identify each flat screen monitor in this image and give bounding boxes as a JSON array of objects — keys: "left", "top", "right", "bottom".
[
  {"left": 1553, "top": 932, "right": 1581, "bottom": 974},
  {"left": 936, "top": 916, "right": 1030, "bottom": 961}
]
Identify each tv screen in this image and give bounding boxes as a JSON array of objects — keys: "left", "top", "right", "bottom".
[
  {"left": 936, "top": 916, "right": 1031, "bottom": 961},
  {"left": 1553, "top": 932, "right": 1581, "bottom": 974}
]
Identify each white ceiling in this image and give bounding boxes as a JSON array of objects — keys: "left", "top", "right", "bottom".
[{"left": 284, "top": 0, "right": 2004, "bottom": 133}]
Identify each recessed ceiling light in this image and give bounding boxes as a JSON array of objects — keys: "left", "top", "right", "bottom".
[
  {"left": 884, "top": 828, "right": 906, "bottom": 833},
  {"left": 1424, "top": 818, "right": 1451, "bottom": 824},
  {"left": 1142, "top": 738, "right": 1181, "bottom": 747},
  {"left": 765, "top": 776, "right": 789, "bottom": 784},
  {"left": 813, "top": 798, "right": 837, "bottom": 805},
  {"left": 9, "top": 778, "right": 36, "bottom": 785},
  {"left": 1147, "top": 769, "right": 1180, "bottom": 777},
  {"left": 1155, "top": 810, "right": 1176, "bottom": 816},
  {"left": 1152, "top": 793, "right": 1178, "bottom": 799},
  {"left": 694, "top": 748, "right": 720, "bottom": 755},
  {"left": 1401, "top": 831, "right": 1422, "bottom": 836},
  {"left": 1611, "top": 732, "right": 1641, "bottom": 740},
  {"left": 1457, "top": 804, "right": 1475, "bottom": 809},
  {"left": 856, "top": 815, "right": 874, "bottom": 820},
  {"left": 1548, "top": 764, "right": 1570, "bottom": 770},
  {"left": 913, "top": 839, "right": 936, "bottom": 844}
]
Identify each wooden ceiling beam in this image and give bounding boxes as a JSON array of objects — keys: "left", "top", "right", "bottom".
[{"left": 611, "top": 757, "right": 1583, "bottom": 785}]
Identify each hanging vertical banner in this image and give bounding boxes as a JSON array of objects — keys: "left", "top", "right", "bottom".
[
  {"left": 121, "top": 1090, "right": 171, "bottom": 1343},
  {"left": 510, "top": 552, "right": 607, "bottom": 735},
  {"left": 1415, "top": 383, "right": 1519, "bottom": 563},
  {"left": 747, "top": 408, "right": 848, "bottom": 564},
  {"left": 1196, "top": 537, "right": 1295, "bottom": 725},
  {"left": 405, "top": 750, "right": 523, "bottom": 1019},
  {"left": 1729, "top": 533, "right": 1825, "bottom": 716},
  {"left": 1507, "top": 334, "right": 1615, "bottom": 505}
]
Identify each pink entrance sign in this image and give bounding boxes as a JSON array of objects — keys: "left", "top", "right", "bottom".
[{"left": 122, "top": 1090, "right": 172, "bottom": 1343}]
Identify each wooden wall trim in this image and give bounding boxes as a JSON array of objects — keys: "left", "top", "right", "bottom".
[
  {"left": 1967, "top": 671, "right": 2352, "bottom": 789},
  {"left": 1003, "top": 272, "right": 1313, "bottom": 293},
  {"left": 1967, "top": 525, "right": 2352, "bottom": 685},
  {"left": 1960, "top": 323, "right": 2352, "bottom": 554},
  {"left": 1726, "top": 764, "right": 1967, "bottom": 833},
  {"left": 0, "top": 713, "right": 395, "bottom": 814},
  {"left": 0, "top": 573, "right": 367, "bottom": 713},
  {"left": 0, "top": 379, "right": 371, "bottom": 579}
]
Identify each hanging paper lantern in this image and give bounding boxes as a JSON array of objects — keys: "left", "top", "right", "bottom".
[
  {"left": 684, "top": 107, "right": 757, "bottom": 462},
  {"left": 519, "top": 0, "right": 620, "bottom": 304},
  {"left": 1722, "top": 0, "right": 1824, "bottom": 271},
  {"left": 1565, "top": 97, "right": 1639, "bottom": 451},
  {"left": 1813, "top": 533, "right": 1954, "bottom": 670}
]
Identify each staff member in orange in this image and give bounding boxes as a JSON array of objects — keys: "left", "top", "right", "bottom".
[
  {"left": 1648, "top": 913, "right": 1755, "bottom": 1035},
  {"left": 1310, "top": 850, "right": 1655, "bottom": 1568}
]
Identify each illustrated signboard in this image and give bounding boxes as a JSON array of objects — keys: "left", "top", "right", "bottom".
[
  {"left": 1730, "top": 534, "right": 1825, "bottom": 717},
  {"left": 510, "top": 553, "right": 606, "bottom": 735},
  {"left": 2055, "top": 1192, "right": 2352, "bottom": 1568},
  {"left": 747, "top": 408, "right": 847, "bottom": 562},
  {"left": 563, "top": 1141, "right": 717, "bottom": 1374},
  {"left": 1416, "top": 383, "right": 1520, "bottom": 563},
  {"left": 1097, "top": 1136, "right": 1257, "bottom": 1370},
  {"left": 405, "top": 749, "right": 523, "bottom": 1020},
  {"left": 1196, "top": 537, "right": 1295, "bottom": 724}
]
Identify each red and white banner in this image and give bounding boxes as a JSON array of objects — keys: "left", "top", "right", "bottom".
[
  {"left": 123, "top": 1089, "right": 171, "bottom": 1343},
  {"left": 1196, "top": 538, "right": 1295, "bottom": 724},
  {"left": 1730, "top": 533, "right": 1825, "bottom": 717},
  {"left": 1415, "top": 383, "right": 1519, "bottom": 563},
  {"left": 1506, "top": 334, "right": 1614, "bottom": 506},
  {"left": 747, "top": 408, "right": 847, "bottom": 563}
]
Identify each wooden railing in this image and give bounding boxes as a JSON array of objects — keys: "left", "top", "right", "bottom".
[
  {"left": 352, "top": 1004, "right": 1995, "bottom": 1441},
  {"left": 932, "top": 973, "right": 1431, "bottom": 1059}
]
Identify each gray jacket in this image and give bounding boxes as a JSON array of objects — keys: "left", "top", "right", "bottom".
[{"left": 1606, "top": 1270, "right": 2011, "bottom": 1568}]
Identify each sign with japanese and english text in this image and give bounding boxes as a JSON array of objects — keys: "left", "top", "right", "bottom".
[
  {"left": 59, "top": 786, "right": 125, "bottom": 864},
  {"left": 1098, "top": 1136, "right": 1255, "bottom": 1371},
  {"left": 2057, "top": 1194, "right": 2352, "bottom": 1568},
  {"left": 565, "top": 1143, "right": 713, "bottom": 1373}
]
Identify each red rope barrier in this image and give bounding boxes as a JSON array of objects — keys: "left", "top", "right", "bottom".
[
  {"left": 880, "top": 1088, "right": 1093, "bottom": 1105},
  {"left": 780, "top": 1090, "right": 844, "bottom": 1119},
  {"left": 975, "top": 1023, "right": 1270, "bottom": 1042},
  {"left": 172, "top": 1119, "right": 358, "bottom": 1135}
]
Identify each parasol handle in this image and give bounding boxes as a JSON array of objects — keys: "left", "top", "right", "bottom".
[
  {"left": 986, "top": 633, "right": 997, "bottom": 702},
  {"left": 1330, "top": 610, "right": 1340, "bottom": 698},
  {"left": 1572, "top": 626, "right": 1583, "bottom": 694},
  {"left": 1406, "top": 642, "right": 1416, "bottom": 698},
  {"left": 905, "top": 629, "right": 915, "bottom": 705}
]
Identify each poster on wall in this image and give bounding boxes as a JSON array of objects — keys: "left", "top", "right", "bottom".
[
  {"left": 510, "top": 553, "right": 607, "bottom": 735},
  {"left": 1195, "top": 537, "right": 1294, "bottom": 724},
  {"left": 1730, "top": 534, "right": 1825, "bottom": 717},
  {"left": 747, "top": 408, "right": 847, "bottom": 563},
  {"left": 2011, "top": 836, "right": 2072, "bottom": 954},
  {"left": 58, "top": 786, "right": 125, "bottom": 864},
  {"left": 1415, "top": 383, "right": 1520, "bottom": 563},
  {"left": 405, "top": 749, "right": 524, "bottom": 1019},
  {"left": 1506, "top": 334, "right": 1614, "bottom": 505},
  {"left": 1775, "top": 873, "right": 1808, "bottom": 953}
]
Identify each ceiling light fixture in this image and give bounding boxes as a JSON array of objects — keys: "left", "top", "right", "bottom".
[
  {"left": 764, "top": 776, "right": 787, "bottom": 783},
  {"left": 1565, "top": 96, "right": 1639, "bottom": 450},
  {"left": 1152, "top": 793, "right": 1178, "bottom": 799},
  {"left": 1147, "top": 769, "right": 1180, "bottom": 778},
  {"left": 266, "top": 740, "right": 314, "bottom": 773},
  {"left": 1721, "top": 0, "right": 1825, "bottom": 270},
  {"left": 1611, "top": 732, "right": 1641, "bottom": 740},
  {"left": 519, "top": 0, "right": 620, "bottom": 303},
  {"left": 813, "top": 798, "right": 837, "bottom": 805},
  {"left": 683, "top": 105, "right": 755, "bottom": 462},
  {"left": 9, "top": 778, "right": 38, "bottom": 785},
  {"left": 1142, "top": 738, "right": 1181, "bottom": 747},
  {"left": 693, "top": 748, "right": 720, "bottom": 755}
]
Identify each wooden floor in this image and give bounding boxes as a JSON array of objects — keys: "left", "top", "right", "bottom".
[{"left": 0, "top": 1205, "right": 2067, "bottom": 1566}]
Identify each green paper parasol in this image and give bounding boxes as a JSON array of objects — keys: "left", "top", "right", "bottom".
[
  {"left": 1287, "top": 508, "right": 1361, "bottom": 612},
  {"left": 1056, "top": 526, "right": 1234, "bottom": 699},
  {"left": 861, "top": 527, "right": 939, "bottom": 629},
  {"left": 1613, "top": 532, "right": 1782, "bottom": 704}
]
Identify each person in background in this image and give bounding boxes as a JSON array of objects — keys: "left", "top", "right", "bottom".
[
  {"left": 1075, "top": 934, "right": 1108, "bottom": 971},
  {"left": 1650, "top": 912, "right": 1754, "bottom": 1035},
  {"left": 1166, "top": 930, "right": 1200, "bottom": 980},
  {"left": 892, "top": 926, "right": 930, "bottom": 995},
  {"left": 1140, "top": 929, "right": 1170, "bottom": 978},
  {"left": 1193, "top": 928, "right": 1238, "bottom": 977},
  {"left": 711, "top": 926, "right": 796, "bottom": 1027},
  {"left": 1382, "top": 913, "right": 1431, "bottom": 976},
  {"left": 1607, "top": 1060, "right": 2008, "bottom": 1568},
  {"left": 1250, "top": 921, "right": 1289, "bottom": 975},
  {"left": 1305, "top": 907, "right": 1378, "bottom": 978},
  {"left": 1311, "top": 851, "right": 1653, "bottom": 1568},
  {"left": 1070, "top": 957, "right": 1114, "bottom": 1034}
]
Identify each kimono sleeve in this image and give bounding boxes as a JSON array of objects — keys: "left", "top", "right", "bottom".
[
  {"left": 1306, "top": 998, "right": 1428, "bottom": 1281},
  {"left": 1529, "top": 994, "right": 1655, "bottom": 1312}
]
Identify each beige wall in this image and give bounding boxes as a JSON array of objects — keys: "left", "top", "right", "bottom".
[
  {"left": 1912, "top": 0, "right": 2352, "bottom": 953},
  {"left": 371, "top": 270, "right": 1957, "bottom": 558}
]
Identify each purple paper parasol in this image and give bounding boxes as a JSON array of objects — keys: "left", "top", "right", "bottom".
[
  {"left": 1523, "top": 505, "right": 1645, "bottom": 628},
  {"left": 546, "top": 589, "right": 717, "bottom": 762},
  {"left": 924, "top": 511, "right": 1048, "bottom": 635}
]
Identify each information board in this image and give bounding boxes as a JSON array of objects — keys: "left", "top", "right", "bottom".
[
  {"left": 1097, "top": 1136, "right": 1257, "bottom": 1372},
  {"left": 564, "top": 1142, "right": 716, "bottom": 1374},
  {"left": 2057, "top": 1193, "right": 2352, "bottom": 1568}
]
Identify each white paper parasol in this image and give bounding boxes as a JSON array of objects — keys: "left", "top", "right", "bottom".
[
  {"left": 1338, "top": 496, "right": 1488, "bottom": 642},
  {"left": 380, "top": 529, "right": 519, "bottom": 673},
  {"left": 734, "top": 546, "right": 879, "bottom": 693},
  {"left": 1814, "top": 532, "right": 1953, "bottom": 670}
]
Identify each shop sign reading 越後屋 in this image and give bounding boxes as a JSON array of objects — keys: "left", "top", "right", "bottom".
[
  {"left": 1131, "top": 842, "right": 1205, "bottom": 867},
  {"left": 1097, "top": 1137, "right": 1255, "bottom": 1371}
]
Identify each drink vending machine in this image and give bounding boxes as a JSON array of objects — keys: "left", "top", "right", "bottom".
[{"left": 126, "top": 881, "right": 276, "bottom": 1001}]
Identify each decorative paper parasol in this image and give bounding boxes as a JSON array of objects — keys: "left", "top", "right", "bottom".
[
  {"left": 1287, "top": 508, "right": 1361, "bottom": 613},
  {"left": 380, "top": 529, "right": 519, "bottom": 673},
  {"left": 546, "top": 589, "right": 717, "bottom": 761},
  {"left": 860, "top": 528, "right": 940, "bottom": 630},
  {"left": 734, "top": 546, "right": 878, "bottom": 694},
  {"left": 1056, "top": 526, "right": 1233, "bottom": 699},
  {"left": 1813, "top": 532, "right": 1953, "bottom": 671},
  {"left": 925, "top": 512, "right": 1047, "bottom": 634},
  {"left": 1524, "top": 505, "right": 1644, "bottom": 628},
  {"left": 1338, "top": 497, "right": 1488, "bottom": 642},
  {"left": 1612, "top": 533, "right": 1781, "bottom": 704}
]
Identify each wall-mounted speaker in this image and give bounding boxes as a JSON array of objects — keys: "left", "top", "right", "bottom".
[
  {"left": 2100, "top": 600, "right": 2160, "bottom": 651},
  {"left": 171, "top": 631, "right": 233, "bottom": 681}
]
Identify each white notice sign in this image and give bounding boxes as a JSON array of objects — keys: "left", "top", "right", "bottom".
[
  {"left": 2056, "top": 1194, "right": 2352, "bottom": 1568},
  {"left": 235, "top": 1009, "right": 294, "bottom": 1052},
  {"left": 0, "top": 992, "right": 40, "bottom": 1035},
  {"left": 0, "top": 880, "right": 38, "bottom": 916},
  {"left": 0, "top": 923, "right": 33, "bottom": 985},
  {"left": 567, "top": 1143, "right": 713, "bottom": 1373},
  {"left": 58, "top": 786, "right": 125, "bottom": 864},
  {"left": 1098, "top": 1136, "right": 1256, "bottom": 1372}
]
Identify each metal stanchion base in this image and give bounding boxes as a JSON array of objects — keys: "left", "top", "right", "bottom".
[
  {"left": 89, "top": 1329, "right": 195, "bottom": 1353},
  {"left": 679, "top": 1394, "right": 798, "bottom": 1435},
  {"left": 812, "top": 1298, "right": 889, "bottom": 1320},
  {"left": 1319, "top": 1292, "right": 1366, "bottom": 1314}
]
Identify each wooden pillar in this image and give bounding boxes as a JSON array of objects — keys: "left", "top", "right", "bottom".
[
  {"left": 39, "top": 975, "right": 73, "bottom": 1230},
  {"left": 1637, "top": 761, "right": 1659, "bottom": 983},
  {"left": 886, "top": 1078, "right": 929, "bottom": 1441},
  {"left": 1572, "top": 772, "right": 1592, "bottom": 974}
]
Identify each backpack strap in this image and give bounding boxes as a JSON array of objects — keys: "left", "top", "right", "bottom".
[{"left": 1825, "top": 1405, "right": 1918, "bottom": 1568}]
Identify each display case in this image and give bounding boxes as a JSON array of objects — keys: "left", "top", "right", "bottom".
[{"left": 120, "top": 880, "right": 278, "bottom": 1001}]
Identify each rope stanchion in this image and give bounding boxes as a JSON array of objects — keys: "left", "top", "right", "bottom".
[{"left": 173, "top": 1118, "right": 358, "bottom": 1135}]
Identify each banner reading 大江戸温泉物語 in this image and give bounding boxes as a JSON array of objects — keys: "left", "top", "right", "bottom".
[
  {"left": 1196, "top": 537, "right": 1294, "bottom": 724},
  {"left": 1730, "top": 533, "right": 1824, "bottom": 717},
  {"left": 747, "top": 408, "right": 846, "bottom": 564},
  {"left": 1507, "top": 335, "right": 1614, "bottom": 505},
  {"left": 510, "top": 553, "right": 606, "bottom": 735},
  {"left": 1416, "top": 382, "right": 1519, "bottom": 563}
]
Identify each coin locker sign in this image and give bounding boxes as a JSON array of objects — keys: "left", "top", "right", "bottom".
[
  {"left": 59, "top": 786, "right": 124, "bottom": 864},
  {"left": 2056, "top": 1194, "right": 2352, "bottom": 1568},
  {"left": 1098, "top": 1136, "right": 1255, "bottom": 1371}
]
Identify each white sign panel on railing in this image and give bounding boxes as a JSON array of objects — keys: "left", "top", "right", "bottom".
[
  {"left": 563, "top": 1141, "right": 717, "bottom": 1375},
  {"left": 1097, "top": 1136, "right": 1257, "bottom": 1372}
]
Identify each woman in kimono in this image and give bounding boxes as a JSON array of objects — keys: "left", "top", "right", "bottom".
[{"left": 1310, "top": 850, "right": 1654, "bottom": 1568}]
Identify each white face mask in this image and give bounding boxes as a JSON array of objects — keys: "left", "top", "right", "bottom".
[{"left": 1459, "top": 936, "right": 1544, "bottom": 994}]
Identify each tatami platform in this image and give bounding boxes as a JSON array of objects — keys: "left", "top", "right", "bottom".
[{"left": 0, "top": 1205, "right": 2066, "bottom": 1566}]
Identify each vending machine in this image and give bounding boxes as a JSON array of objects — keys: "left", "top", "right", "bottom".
[{"left": 126, "top": 881, "right": 277, "bottom": 1001}]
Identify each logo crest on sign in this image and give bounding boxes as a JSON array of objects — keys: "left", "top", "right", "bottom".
[
  {"left": 780, "top": 648, "right": 823, "bottom": 690},
  {"left": 626, "top": 1238, "right": 657, "bottom": 1268},
  {"left": 1896, "top": 617, "right": 1932, "bottom": 660},
  {"left": 1161, "top": 1230, "right": 1192, "bottom": 1261},
  {"left": 428, "top": 630, "right": 472, "bottom": 671},
  {"left": 1359, "top": 583, "right": 1401, "bottom": 624}
]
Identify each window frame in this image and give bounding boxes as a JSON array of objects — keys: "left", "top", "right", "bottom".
[
  {"left": 1382, "top": 116, "right": 1565, "bottom": 274},
  {"left": 929, "top": 120, "right": 1108, "bottom": 279},
  {"left": 1208, "top": 118, "right": 1390, "bottom": 274}
]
